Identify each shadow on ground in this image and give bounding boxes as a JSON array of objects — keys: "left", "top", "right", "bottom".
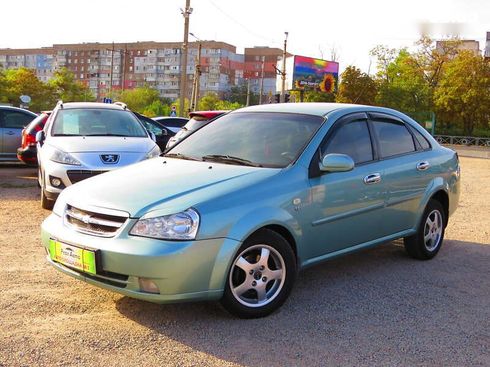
[{"left": 116, "top": 240, "right": 490, "bottom": 366}]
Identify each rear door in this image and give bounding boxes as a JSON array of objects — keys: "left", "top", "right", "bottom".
[
  {"left": 368, "top": 112, "right": 433, "bottom": 234},
  {"left": 0, "top": 109, "right": 36, "bottom": 157}
]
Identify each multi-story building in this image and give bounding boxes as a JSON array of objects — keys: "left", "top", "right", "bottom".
[
  {"left": 0, "top": 41, "right": 245, "bottom": 101},
  {"left": 0, "top": 47, "right": 54, "bottom": 82},
  {"left": 435, "top": 39, "right": 481, "bottom": 56},
  {"left": 485, "top": 32, "right": 490, "bottom": 59},
  {"left": 243, "top": 46, "right": 283, "bottom": 101}
]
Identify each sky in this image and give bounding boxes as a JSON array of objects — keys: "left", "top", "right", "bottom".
[{"left": 1, "top": 0, "right": 488, "bottom": 73}]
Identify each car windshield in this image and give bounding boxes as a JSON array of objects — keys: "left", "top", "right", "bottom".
[
  {"left": 51, "top": 109, "right": 147, "bottom": 137},
  {"left": 167, "top": 112, "right": 323, "bottom": 168}
]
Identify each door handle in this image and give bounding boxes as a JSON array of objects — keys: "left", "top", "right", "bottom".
[
  {"left": 364, "top": 173, "right": 381, "bottom": 185},
  {"left": 416, "top": 161, "right": 430, "bottom": 171},
  {"left": 6, "top": 131, "right": 16, "bottom": 135}
]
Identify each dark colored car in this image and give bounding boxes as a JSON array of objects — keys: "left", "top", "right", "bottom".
[
  {"left": 152, "top": 116, "right": 189, "bottom": 134},
  {"left": 17, "top": 111, "right": 52, "bottom": 166},
  {"left": 133, "top": 112, "right": 175, "bottom": 151},
  {"left": 165, "top": 110, "right": 228, "bottom": 149},
  {"left": 0, "top": 106, "right": 38, "bottom": 162}
]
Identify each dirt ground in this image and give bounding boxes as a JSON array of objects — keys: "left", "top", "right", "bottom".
[{"left": 0, "top": 157, "right": 489, "bottom": 367}]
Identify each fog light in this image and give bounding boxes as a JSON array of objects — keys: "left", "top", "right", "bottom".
[
  {"left": 50, "top": 177, "right": 62, "bottom": 187},
  {"left": 138, "top": 278, "right": 160, "bottom": 294}
]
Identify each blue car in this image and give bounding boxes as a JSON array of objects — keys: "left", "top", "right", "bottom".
[{"left": 41, "top": 103, "right": 460, "bottom": 318}]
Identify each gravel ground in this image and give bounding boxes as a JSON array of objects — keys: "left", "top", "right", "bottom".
[{"left": 0, "top": 157, "right": 489, "bottom": 367}]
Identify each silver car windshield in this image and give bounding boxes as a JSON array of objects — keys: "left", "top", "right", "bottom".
[
  {"left": 168, "top": 112, "right": 324, "bottom": 168},
  {"left": 52, "top": 109, "right": 147, "bottom": 137}
]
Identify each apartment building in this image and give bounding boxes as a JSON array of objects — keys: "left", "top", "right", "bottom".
[
  {"left": 485, "top": 32, "right": 490, "bottom": 59},
  {"left": 0, "top": 41, "right": 244, "bottom": 101},
  {"left": 243, "top": 46, "right": 283, "bottom": 100},
  {"left": 435, "top": 39, "right": 481, "bottom": 56}
]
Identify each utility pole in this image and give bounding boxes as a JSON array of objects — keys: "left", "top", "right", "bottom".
[
  {"left": 179, "top": 0, "right": 192, "bottom": 117},
  {"left": 246, "top": 79, "right": 250, "bottom": 106},
  {"left": 121, "top": 44, "right": 127, "bottom": 92},
  {"left": 258, "top": 55, "right": 265, "bottom": 105},
  {"left": 109, "top": 42, "right": 114, "bottom": 97},
  {"left": 280, "top": 31, "right": 288, "bottom": 103}
]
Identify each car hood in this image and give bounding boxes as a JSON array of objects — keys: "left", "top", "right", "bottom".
[
  {"left": 59, "top": 157, "right": 279, "bottom": 217},
  {"left": 49, "top": 136, "right": 155, "bottom": 153}
]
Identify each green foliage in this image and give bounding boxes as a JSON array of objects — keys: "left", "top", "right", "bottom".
[
  {"left": 290, "top": 90, "right": 335, "bottom": 103},
  {"left": 49, "top": 68, "right": 95, "bottom": 103},
  {"left": 433, "top": 51, "right": 490, "bottom": 136},
  {"left": 2, "top": 67, "right": 54, "bottom": 111},
  {"left": 142, "top": 100, "right": 170, "bottom": 117},
  {"left": 115, "top": 86, "right": 161, "bottom": 113},
  {"left": 335, "top": 66, "right": 377, "bottom": 105}
]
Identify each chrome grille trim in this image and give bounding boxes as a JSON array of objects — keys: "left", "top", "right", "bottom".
[{"left": 64, "top": 205, "right": 128, "bottom": 237}]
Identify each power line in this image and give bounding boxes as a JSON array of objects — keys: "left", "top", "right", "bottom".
[{"left": 204, "top": 0, "right": 279, "bottom": 46}]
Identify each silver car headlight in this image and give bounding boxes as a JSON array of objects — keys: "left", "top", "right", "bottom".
[
  {"left": 50, "top": 149, "right": 81, "bottom": 166},
  {"left": 129, "top": 208, "right": 200, "bottom": 240},
  {"left": 146, "top": 145, "right": 161, "bottom": 159}
]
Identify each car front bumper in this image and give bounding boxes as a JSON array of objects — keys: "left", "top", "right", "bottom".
[{"left": 41, "top": 213, "right": 241, "bottom": 303}]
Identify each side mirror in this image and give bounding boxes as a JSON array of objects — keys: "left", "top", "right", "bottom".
[
  {"left": 149, "top": 131, "right": 156, "bottom": 142},
  {"left": 319, "top": 153, "right": 355, "bottom": 173},
  {"left": 35, "top": 130, "right": 45, "bottom": 144},
  {"left": 160, "top": 129, "right": 168, "bottom": 136}
]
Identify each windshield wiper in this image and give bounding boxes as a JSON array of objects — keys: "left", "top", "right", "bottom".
[
  {"left": 201, "top": 154, "right": 262, "bottom": 167},
  {"left": 164, "top": 152, "right": 202, "bottom": 161}
]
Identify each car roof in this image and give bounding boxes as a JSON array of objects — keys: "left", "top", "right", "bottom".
[
  {"left": 0, "top": 105, "right": 37, "bottom": 115},
  {"left": 59, "top": 102, "right": 128, "bottom": 110},
  {"left": 233, "top": 103, "right": 365, "bottom": 117}
]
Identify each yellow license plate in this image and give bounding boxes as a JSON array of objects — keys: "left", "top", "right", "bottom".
[{"left": 49, "top": 239, "right": 97, "bottom": 275}]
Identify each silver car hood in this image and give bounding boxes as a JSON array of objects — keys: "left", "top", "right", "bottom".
[
  {"left": 59, "top": 157, "right": 278, "bottom": 217},
  {"left": 48, "top": 136, "right": 155, "bottom": 153}
]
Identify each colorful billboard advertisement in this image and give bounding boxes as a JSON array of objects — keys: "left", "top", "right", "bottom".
[{"left": 292, "top": 55, "right": 339, "bottom": 93}]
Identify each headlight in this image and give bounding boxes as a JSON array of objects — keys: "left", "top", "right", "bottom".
[
  {"left": 146, "top": 145, "right": 161, "bottom": 159},
  {"left": 50, "top": 149, "right": 81, "bottom": 165},
  {"left": 129, "top": 208, "right": 200, "bottom": 240}
]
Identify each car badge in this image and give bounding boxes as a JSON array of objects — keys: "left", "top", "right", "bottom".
[{"left": 100, "top": 154, "right": 120, "bottom": 164}]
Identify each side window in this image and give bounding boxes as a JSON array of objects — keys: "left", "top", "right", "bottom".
[
  {"left": 408, "top": 125, "right": 431, "bottom": 150},
  {"left": 3, "top": 111, "right": 35, "bottom": 129},
  {"left": 145, "top": 121, "right": 165, "bottom": 136},
  {"left": 371, "top": 120, "right": 415, "bottom": 158},
  {"left": 323, "top": 120, "right": 373, "bottom": 164}
]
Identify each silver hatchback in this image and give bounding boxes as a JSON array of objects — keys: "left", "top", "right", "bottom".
[{"left": 36, "top": 102, "right": 160, "bottom": 209}]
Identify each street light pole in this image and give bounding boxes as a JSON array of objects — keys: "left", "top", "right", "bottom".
[
  {"left": 179, "top": 0, "right": 192, "bottom": 117},
  {"left": 109, "top": 42, "right": 114, "bottom": 97},
  {"left": 280, "top": 31, "right": 288, "bottom": 103},
  {"left": 259, "top": 56, "right": 265, "bottom": 105},
  {"left": 189, "top": 33, "right": 202, "bottom": 111}
]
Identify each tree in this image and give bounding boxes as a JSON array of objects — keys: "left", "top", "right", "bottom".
[
  {"left": 198, "top": 92, "right": 221, "bottom": 110},
  {"left": 49, "top": 68, "right": 95, "bottom": 102},
  {"left": 371, "top": 49, "right": 430, "bottom": 118},
  {"left": 226, "top": 83, "right": 259, "bottom": 106},
  {"left": 336, "top": 66, "right": 377, "bottom": 105},
  {"left": 116, "top": 86, "right": 161, "bottom": 113},
  {"left": 433, "top": 51, "right": 490, "bottom": 136},
  {"left": 3, "top": 67, "right": 53, "bottom": 111}
]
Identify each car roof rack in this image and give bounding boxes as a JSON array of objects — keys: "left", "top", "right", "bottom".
[{"left": 113, "top": 101, "right": 127, "bottom": 110}]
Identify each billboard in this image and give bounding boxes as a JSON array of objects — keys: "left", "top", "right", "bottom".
[{"left": 278, "top": 55, "right": 339, "bottom": 93}]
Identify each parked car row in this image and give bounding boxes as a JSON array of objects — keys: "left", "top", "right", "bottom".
[
  {"left": 39, "top": 102, "right": 461, "bottom": 318},
  {"left": 0, "top": 106, "right": 38, "bottom": 162}
]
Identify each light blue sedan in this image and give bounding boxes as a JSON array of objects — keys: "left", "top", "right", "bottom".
[{"left": 41, "top": 103, "right": 460, "bottom": 318}]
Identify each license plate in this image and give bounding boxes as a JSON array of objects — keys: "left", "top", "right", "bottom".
[{"left": 49, "top": 239, "right": 97, "bottom": 275}]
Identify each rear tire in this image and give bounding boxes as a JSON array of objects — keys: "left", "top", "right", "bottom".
[
  {"left": 404, "top": 199, "right": 446, "bottom": 260},
  {"left": 221, "top": 229, "right": 297, "bottom": 318}
]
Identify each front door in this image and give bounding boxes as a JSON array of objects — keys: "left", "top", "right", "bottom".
[{"left": 302, "top": 113, "right": 389, "bottom": 261}]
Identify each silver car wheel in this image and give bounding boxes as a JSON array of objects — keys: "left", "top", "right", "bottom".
[
  {"left": 424, "top": 210, "right": 443, "bottom": 251},
  {"left": 229, "top": 244, "right": 286, "bottom": 308}
]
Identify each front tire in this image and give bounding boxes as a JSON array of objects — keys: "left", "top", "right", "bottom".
[
  {"left": 221, "top": 229, "right": 297, "bottom": 318},
  {"left": 40, "top": 170, "right": 54, "bottom": 210},
  {"left": 404, "top": 199, "right": 446, "bottom": 260}
]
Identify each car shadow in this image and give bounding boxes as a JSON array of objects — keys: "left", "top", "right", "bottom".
[{"left": 115, "top": 239, "right": 490, "bottom": 366}]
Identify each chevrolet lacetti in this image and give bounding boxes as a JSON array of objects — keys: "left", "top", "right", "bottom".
[{"left": 41, "top": 103, "right": 460, "bottom": 318}]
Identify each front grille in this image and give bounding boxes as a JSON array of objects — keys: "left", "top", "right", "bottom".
[
  {"left": 64, "top": 204, "right": 128, "bottom": 237},
  {"left": 67, "top": 170, "right": 107, "bottom": 184}
]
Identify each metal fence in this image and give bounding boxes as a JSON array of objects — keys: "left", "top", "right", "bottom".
[{"left": 434, "top": 135, "right": 490, "bottom": 147}]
